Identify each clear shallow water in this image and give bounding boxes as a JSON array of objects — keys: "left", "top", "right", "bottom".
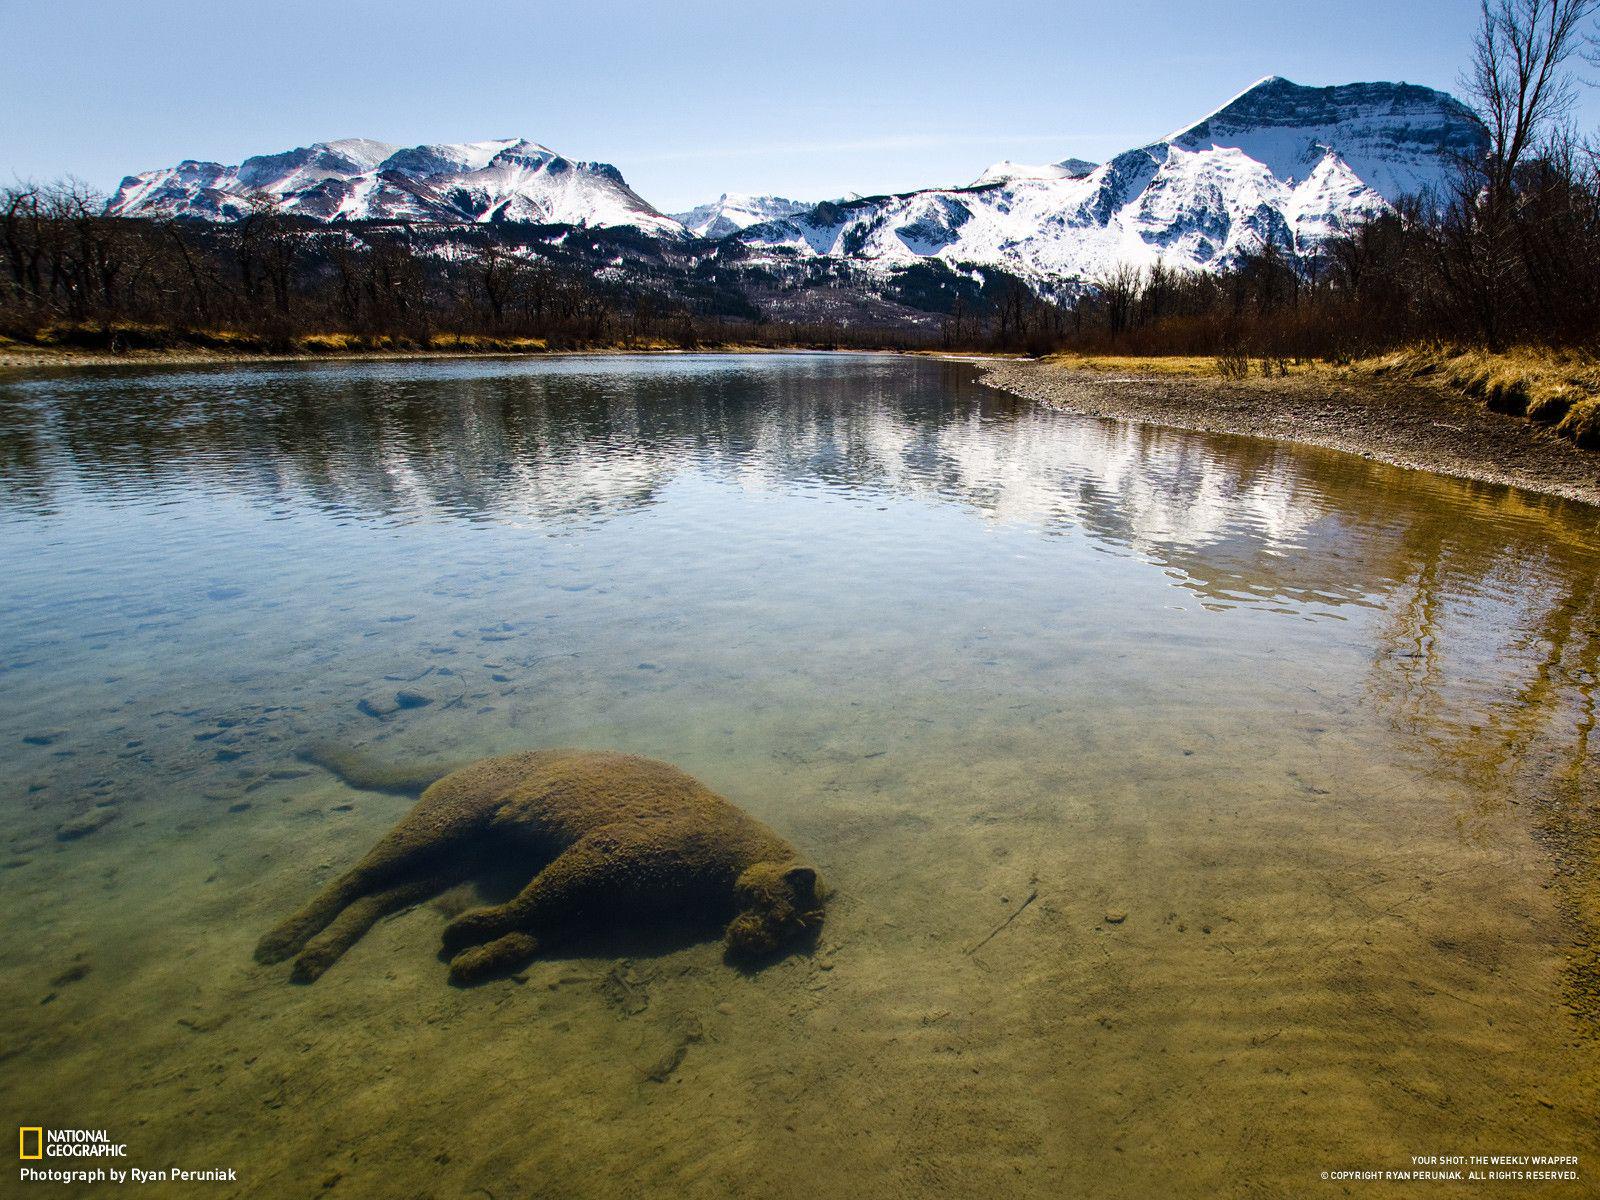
[{"left": 1, "top": 353, "right": 1596, "bottom": 1197}]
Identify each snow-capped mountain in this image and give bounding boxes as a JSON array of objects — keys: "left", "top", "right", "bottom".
[
  {"left": 671, "top": 193, "right": 814, "bottom": 239},
  {"left": 970, "top": 159, "right": 1099, "bottom": 186},
  {"left": 107, "top": 137, "right": 687, "bottom": 236},
  {"left": 103, "top": 78, "right": 1486, "bottom": 295},
  {"left": 1166, "top": 77, "right": 1482, "bottom": 202},
  {"left": 734, "top": 78, "right": 1484, "bottom": 288}
]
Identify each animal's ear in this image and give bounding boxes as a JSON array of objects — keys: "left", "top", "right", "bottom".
[{"left": 784, "top": 865, "right": 818, "bottom": 898}]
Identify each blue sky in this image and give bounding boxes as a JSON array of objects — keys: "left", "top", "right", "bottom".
[{"left": 2, "top": 0, "right": 1597, "bottom": 212}]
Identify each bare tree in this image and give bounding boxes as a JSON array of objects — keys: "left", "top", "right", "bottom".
[
  {"left": 1464, "top": 0, "right": 1598, "bottom": 198},
  {"left": 1096, "top": 263, "right": 1141, "bottom": 337},
  {"left": 479, "top": 243, "right": 510, "bottom": 325},
  {"left": 1, "top": 185, "right": 47, "bottom": 310}
]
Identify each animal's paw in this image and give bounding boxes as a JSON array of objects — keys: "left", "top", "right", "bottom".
[
  {"left": 255, "top": 923, "right": 308, "bottom": 965},
  {"left": 448, "top": 932, "right": 539, "bottom": 986},
  {"left": 289, "top": 944, "right": 338, "bottom": 984},
  {"left": 440, "top": 906, "right": 512, "bottom": 954}
]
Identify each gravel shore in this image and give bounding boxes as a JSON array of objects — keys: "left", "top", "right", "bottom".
[{"left": 980, "top": 359, "right": 1600, "bottom": 509}]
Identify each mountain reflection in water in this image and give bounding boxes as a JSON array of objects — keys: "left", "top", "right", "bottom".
[{"left": 3, "top": 354, "right": 1595, "bottom": 793}]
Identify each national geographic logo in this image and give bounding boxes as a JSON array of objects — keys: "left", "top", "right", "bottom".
[
  {"left": 18, "top": 1127, "right": 127, "bottom": 1159},
  {"left": 17, "top": 1126, "right": 238, "bottom": 1186}
]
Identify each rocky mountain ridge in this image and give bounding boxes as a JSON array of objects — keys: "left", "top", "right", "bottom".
[{"left": 105, "top": 77, "right": 1485, "bottom": 292}]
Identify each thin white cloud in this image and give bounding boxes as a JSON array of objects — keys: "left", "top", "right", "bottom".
[{"left": 627, "top": 131, "right": 1141, "bottom": 164}]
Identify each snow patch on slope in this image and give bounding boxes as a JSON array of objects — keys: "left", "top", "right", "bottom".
[{"left": 971, "top": 158, "right": 1098, "bottom": 186}]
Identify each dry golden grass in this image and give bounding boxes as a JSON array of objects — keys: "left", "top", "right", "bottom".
[
  {"left": 425, "top": 333, "right": 550, "bottom": 352},
  {"left": 1356, "top": 346, "right": 1600, "bottom": 448},
  {"left": 295, "top": 332, "right": 366, "bottom": 352},
  {"left": 0, "top": 324, "right": 778, "bottom": 366},
  {"left": 1041, "top": 352, "right": 1314, "bottom": 379},
  {"left": 7, "top": 325, "right": 561, "bottom": 358},
  {"left": 1030, "top": 345, "right": 1600, "bottom": 451}
]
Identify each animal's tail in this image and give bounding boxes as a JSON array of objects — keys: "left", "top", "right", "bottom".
[{"left": 298, "top": 742, "right": 463, "bottom": 795}]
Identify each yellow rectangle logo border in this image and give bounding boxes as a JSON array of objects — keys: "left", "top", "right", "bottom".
[{"left": 20, "top": 1126, "right": 43, "bottom": 1159}]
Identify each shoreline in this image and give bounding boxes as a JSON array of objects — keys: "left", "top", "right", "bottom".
[
  {"left": 7, "top": 341, "right": 1595, "bottom": 509},
  {"left": 978, "top": 358, "right": 1600, "bottom": 510},
  {"left": 0, "top": 342, "right": 908, "bottom": 372}
]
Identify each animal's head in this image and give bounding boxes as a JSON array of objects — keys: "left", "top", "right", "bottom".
[{"left": 724, "top": 861, "right": 825, "bottom": 962}]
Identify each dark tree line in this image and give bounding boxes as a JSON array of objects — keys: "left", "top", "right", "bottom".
[
  {"left": 0, "top": 185, "right": 945, "bottom": 353},
  {"left": 0, "top": 189, "right": 711, "bottom": 350}
]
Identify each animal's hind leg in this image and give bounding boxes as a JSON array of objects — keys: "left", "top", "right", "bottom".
[
  {"left": 255, "top": 820, "right": 478, "bottom": 965},
  {"left": 289, "top": 867, "right": 462, "bottom": 983},
  {"left": 255, "top": 867, "right": 375, "bottom": 965},
  {"left": 439, "top": 828, "right": 627, "bottom": 957},
  {"left": 441, "top": 822, "right": 700, "bottom": 983},
  {"left": 442, "top": 931, "right": 541, "bottom": 985}
]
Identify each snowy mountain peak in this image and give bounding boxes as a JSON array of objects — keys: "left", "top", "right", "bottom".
[
  {"left": 379, "top": 139, "right": 531, "bottom": 177},
  {"left": 971, "top": 158, "right": 1099, "bottom": 187},
  {"left": 671, "top": 193, "right": 814, "bottom": 239},
  {"left": 1165, "top": 76, "right": 1484, "bottom": 200},
  {"left": 735, "top": 76, "right": 1486, "bottom": 291},
  {"left": 307, "top": 138, "right": 399, "bottom": 172},
  {"left": 108, "top": 137, "right": 687, "bottom": 236},
  {"left": 1164, "top": 75, "right": 1289, "bottom": 142},
  {"left": 231, "top": 139, "right": 397, "bottom": 193}
]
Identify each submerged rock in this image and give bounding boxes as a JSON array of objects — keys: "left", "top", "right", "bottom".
[
  {"left": 49, "top": 960, "right": 91, "bottom": 988},
  {"left": 356, "top": 694, "right": 397, "bottom": 719},
  {"left": 56, "top": 806, "right": 119, "bottom": 841},
  {"left": 600, "top": 961, "right": 651, "bottom": 1016},
  {"left": 643, "top": 1014, "right": 704, "bottom": 1083},
  {"left": 357, "top": 690, "right": 434, "bottom": 719}
]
